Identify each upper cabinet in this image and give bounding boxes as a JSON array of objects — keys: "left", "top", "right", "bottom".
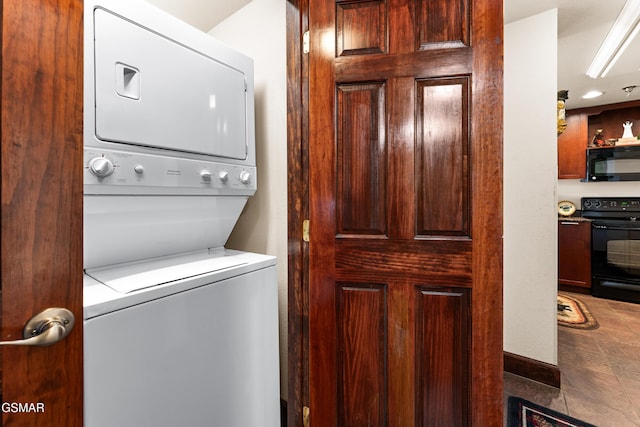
[
  {"left": 558, "top": 112, "right": 587, "bottom": 179},
  {"left": 558, "top": 100, "right": 640, "bottom": 180}
]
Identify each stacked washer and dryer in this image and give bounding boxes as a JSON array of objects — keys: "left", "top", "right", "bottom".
[{"left": 82, "top": 1, "right": 280, "bottom": 426}]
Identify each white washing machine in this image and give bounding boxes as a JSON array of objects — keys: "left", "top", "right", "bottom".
[
  {"left": 82, "top": 1, "right": 280, "bottom": 426},
  {"left": 83, "top": 250, "right": 279, "bottom": 427}
]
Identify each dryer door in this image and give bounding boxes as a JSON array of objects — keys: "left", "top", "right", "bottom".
[{"left": 92, "top": 8, "right": 248, "bottom": 160}]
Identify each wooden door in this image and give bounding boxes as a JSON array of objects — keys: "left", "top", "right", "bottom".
[
  {"left": 306, "top": 0, "right": 503, "bottom": 425},
  {"left": 1, "top": 0, "right": 84, "bottom": 426}
]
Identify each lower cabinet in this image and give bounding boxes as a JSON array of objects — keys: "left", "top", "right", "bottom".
[{"left": 558, "top": 220, "right": 591, "bottom": 290}]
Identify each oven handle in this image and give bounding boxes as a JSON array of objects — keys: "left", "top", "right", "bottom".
[{"left": 600, "top": 281, "right": 640, "bottom": 292}]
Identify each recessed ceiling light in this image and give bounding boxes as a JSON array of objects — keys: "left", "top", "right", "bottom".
[{"left": 582, "top": 90, "right": 604, "bottom": 99}]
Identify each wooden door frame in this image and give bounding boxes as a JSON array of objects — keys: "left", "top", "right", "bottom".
[
  {"left": 286, "top": 1, "right": 309, "bottom": 426},
  {"left": 1, "top": 0, "right": 84, "bottom": 425}
]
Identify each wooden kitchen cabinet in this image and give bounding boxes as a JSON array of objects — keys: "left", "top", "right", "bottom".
[
  {"left": 558, "top": 112, "right": 587, "bottom": 179},
  {"left": 558, "top": 220, "right": 591, "bottom": 291},
  {"left": 558, "top": 100, "right": 640, "bottom": 180}
]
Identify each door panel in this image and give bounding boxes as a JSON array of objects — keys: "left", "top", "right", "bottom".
[
  {"left": 307, "top": 0, "right": 502, "bottom": 426},
  {"left": 336, "top": 283, "right": 387, "bottom": 427},
  {"left": 1, "top": 0, "right": 84, "bottom": 426},
  {"left": 336, "top": 1, "right": 387, "bottom": 56},
  {"left": 337, "top": 82, "right": 387, "bottom": 236},
  {"left": 416, "top": 0, "right": 469, "bottom": 48},
  {"left": 416, "top": 77, "right": 470, "bottom": 237},
  {"left": 415, "top": 287, "right": 470, "bottom": 426}
]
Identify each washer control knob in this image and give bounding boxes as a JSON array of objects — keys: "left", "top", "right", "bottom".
[
  {"left": 88, "top": 157, "right": 114, "bottom": 178},
  {"left": 218, "top": 170, "right": 229, "bottom": 182},
  {"left": 239, "top": 171, "right": 251, "bottom": 184},
  {"left": 200, "top": 170, "right": 212, "bottom": 181},
  {"left": 133, "top": 164, "right": 144, "bottom": 175}
]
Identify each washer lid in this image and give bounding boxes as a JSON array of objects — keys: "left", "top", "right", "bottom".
[{"left": 85, "top": 251, "right": 247, "bottom": 294}]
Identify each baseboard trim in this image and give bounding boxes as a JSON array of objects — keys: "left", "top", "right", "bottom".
[{"left": 504, "top": 351, "right": 561, "bottom": 388}]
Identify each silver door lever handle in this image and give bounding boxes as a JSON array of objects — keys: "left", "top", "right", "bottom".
[{"left": 0, "top": 308, "right": 75, "bottom": 347}]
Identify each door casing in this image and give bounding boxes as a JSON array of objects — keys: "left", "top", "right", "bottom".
[{"left": 1, "top": 0, "right": 84, "bottom": 425}]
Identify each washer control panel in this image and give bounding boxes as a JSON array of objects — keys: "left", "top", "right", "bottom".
[{"left": 84, "top": 148, "right": 256, "bottom": 195}]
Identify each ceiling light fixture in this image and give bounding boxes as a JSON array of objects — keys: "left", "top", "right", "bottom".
[
  {"left": 582, "top": 90, "right": 604, "bottom": 99},
  {"left": 586, "top": 0, "right": 640, "bottom": 79}
]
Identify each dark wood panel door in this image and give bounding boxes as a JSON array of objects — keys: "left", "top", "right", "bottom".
[
  {"left": 1, "top": 0, "right": 84, "bottom": 425},
  {"left": 307, "top": 0, "right": 503, "bottom": 425}
]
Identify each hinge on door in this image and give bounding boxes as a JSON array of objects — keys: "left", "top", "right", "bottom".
[
  {"left": 302, "top": 220, "right": 310, "bottom": 242},
  {"left": 303, "top": 405, "right": 310, "bottom": 427},
  {"left": 303, "top": 31, "right": 310, "bottom": 54}
]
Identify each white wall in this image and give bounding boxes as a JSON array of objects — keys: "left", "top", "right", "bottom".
[
  {"left": 504, "top": 9, "right": 558, "bottom": 365},
  {"left": 207, "top": 0, "right": 288, "bottom": 398}
]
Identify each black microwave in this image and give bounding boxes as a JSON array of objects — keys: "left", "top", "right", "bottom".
[{"left": 586, "top": 145, "right": 640, "bottom": 181}]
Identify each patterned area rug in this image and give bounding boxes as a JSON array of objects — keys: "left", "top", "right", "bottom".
[
  {"left": 557, "top": 294, "right": 599, "bottom": 330},
  {"left": 507, "top": 397, "right": 597, "bottom": 427}
]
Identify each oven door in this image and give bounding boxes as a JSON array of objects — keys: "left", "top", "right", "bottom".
[{"left": 591, "top": 220, "right": 640, "bottom": 303}]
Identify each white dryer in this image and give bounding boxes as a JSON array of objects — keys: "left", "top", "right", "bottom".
[{"left": 82, "top": 1, "right": 280, "bottom": 426}]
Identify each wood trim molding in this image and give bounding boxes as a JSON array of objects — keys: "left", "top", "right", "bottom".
[
  {"left": 567, "top": 99, "right": 640, "bottom": 116},
  {"left": 286, "top": 1, "right": 308, "bottom": 426},
  {"left": 504, "top": 351, "right": 561, "bottom": 388}
]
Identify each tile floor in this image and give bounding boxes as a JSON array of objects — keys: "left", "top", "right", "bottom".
[{"left": 504, "top": 292, "right": 640, "bottom": 427}]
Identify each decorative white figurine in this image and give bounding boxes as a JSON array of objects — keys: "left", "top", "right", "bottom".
[{"left": 622, "top": 121, "right": 634, "bottom": 139}]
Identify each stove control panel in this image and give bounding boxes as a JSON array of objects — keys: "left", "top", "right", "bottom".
[{"left": 582, "top": 197, "right": 640, "bottom": 213}]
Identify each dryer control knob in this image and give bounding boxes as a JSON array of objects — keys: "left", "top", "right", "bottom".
[
  {"left": 239, "top": 171, "right": 251, "bottom": 184},
  {"left": 200, "top": 170, "right": 212, "bottom": 181},
  {"left": 218, "top": 170, "right": 229, "bottom": 182},
  {"left": 88, "top": 157, "right": 114, "bottom": 178}
]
